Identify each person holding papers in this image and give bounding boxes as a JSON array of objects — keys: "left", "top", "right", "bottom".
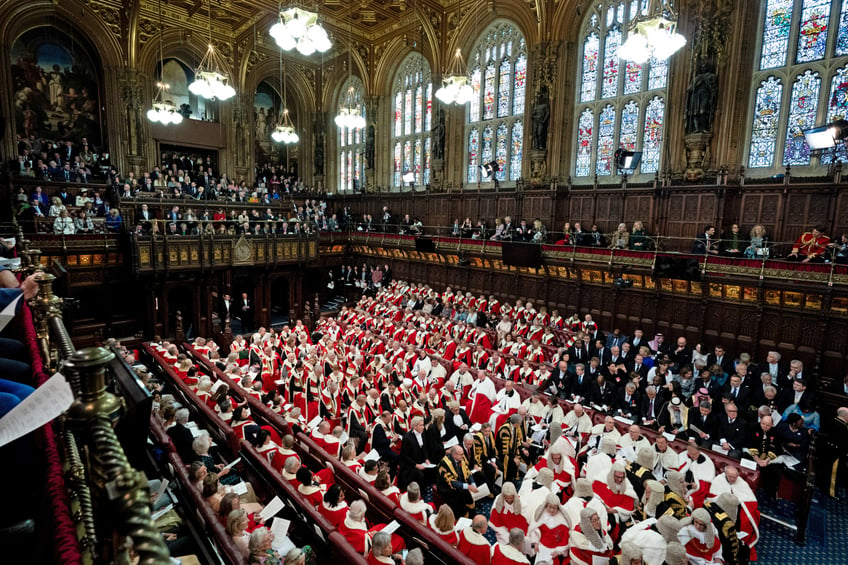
[
  {"left": 492, "top": 528, "right": 531, "bottom": 565},
  {"left": 569, "top": 508, "right": 615, "bottom": 565},
  {"left": 398, "top": 416, "right": 431, "bottom": 491},
  {"left": 437, "top": 444, "right": 478, "bottom": 518},
  {"left": 340, "top": 501, "right": 406, "bottom": 557},
  {"left": 0, "top": 271, "right": 39, "bottom": 401}
]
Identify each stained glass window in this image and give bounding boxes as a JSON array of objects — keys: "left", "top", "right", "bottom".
[
  {"left": 642, "top": 97, "right": 664, "bottom": 174},
  {"left": 468, "top": 128, "right": 480, "bottom": 183},
  {"left": 466, "top": 22, "right": 526, "bottom": 185},
  {"left": 498, "top": 58, "right": 512, "bottom": 117},
  {"left": 581, "top": 33, "right": 600, "bottom": 103},
  {"left": 576, "top": 109, "right": 594, "bottom": 177},
  {"left": 394, "top": 142, "right": 402, "bottom": 187},
  {"left": 394, "top": 92, "right": 402, "bottom": 137},
  {"left": 469, "top": 68, "right": 481, "bottom": 122},
  {"left": 597, "top": 105, "right": 616, "bottom": 176},
  {"left": 796, "top": 0, "right": 831, "bottom": 63},
  {"left": 510, "top": 122, "right": 523, "bottom": 180},
  {"left": 483, "top": 61, "right": 496, "bottom": 120},
  {"left": 575, "top": 1, "right": 668, "bottom": 178},
  {"left": 748, "top": 77, "right": 785, "bottom": 168},
  {"left": 823, "top": 65, "right": 848, "bottom": 163},
  {"left": 495, "top": 123, "right": 508, "bottom": 181},
  {"left": 602, "top": 29, "right": 621, "bottom": 99},
  {"left": 620, "top": 101, "right": 639, "bottom": 150},
  {"left": 624, "top": 62, "right": 642, "bottom": 95},
  {"left": 392, "top": 53, "right": 432, "bottom": 188},
  {"left": 837, "top": 1, "right": 848, "bottom": 56},
  {"left": 783, "top": 70, "right": 821, "bottom": 166},
  {"left": 513, "top": 54, "right": 527, "bottom": 115},
  {"left": 337, "top": 76, "right": 365, "bottom": 192},
  {"left": 761, "top": 0, "right": 793, "bottom": 69},
  {"left": 648, "top": 56, "right": 668, "bottom": 90}
]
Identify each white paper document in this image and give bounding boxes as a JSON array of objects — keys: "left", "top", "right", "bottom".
[
  {"left": 153, "top": 479, "right": 170, "bottom": 504},
  {"left": 454, "top": 517, "right": 472, "bottom": 532},
  {"left": 229, "top": 481, "right": 248, "bottom": 495},
  {"left": 712, "top": 444, "right": 729, "bottom": 455},
  {"left": 663, "top": 432, "right": 677, "bottom": 443},
  {"left": 471, "top": 484, "right": 490, "bottom": 501},
  {"left": 740, "top": 458, "right": 757, "bottom": 470},
  {"left": 469, "top": 423, "right": 482, "bottom": 432},
  {"left": 364, "top": 449, "right": 381, "bottom": 462},
  {"left": 259, "top": 496, "right": 285, "bottom": 521},
  {"left": 307, "top": 415, "right": 322, "bottom": 430},
  {"left": 422, "top": 463, "right": 437, "bottom": 469},
  {"left": 0, "top": 294, "right": 23, "bottom": 333},
  {"left": 613, "top": 416, "right": 634, "bottom": 426},
  {"left": 443, "top": 437, "right": 459, "bottom": 449},
  {"left": 270, "top": 519, "right": 293, "bottom": 552},
  {"left": 592, "top": 556, "right": 610, "bottom": 565},
  {"left": 222, "top": 457, "right": 241, "bottom": 470},
  {"left": 151, "top": 503, "right": 174, "bottom": 521},
  {"left": 0, "top": 372, "right": 74, "bottom": 447},
  {"left": 381, "top": 520, "right": 401, "bottom": 534}
]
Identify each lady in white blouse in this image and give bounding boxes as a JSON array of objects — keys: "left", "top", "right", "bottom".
[
  {"left": 53, "top": 208, "right": 76, "bottom": 234},
  {"left": 75, "top": 209, "right": 94, "bottom": 233}
]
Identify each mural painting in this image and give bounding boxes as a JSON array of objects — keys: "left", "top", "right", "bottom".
[{"left": 11, "top": 27, "right": 103, "bottom": 150}]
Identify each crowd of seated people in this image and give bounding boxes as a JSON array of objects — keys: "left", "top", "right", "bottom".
[
  {"left": 137, "top": 277, "right": 848, "bottom": 564},
  {"left": 15, "top": 184, "right": 119, "bottom": 234},
  {"left": 13, "top": 134, "right": 106, "bottom": 182}
]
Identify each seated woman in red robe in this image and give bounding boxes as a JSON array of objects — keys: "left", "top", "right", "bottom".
[
  {"left": 399, "top": 482, "right": 434, "bottom": 525},
  {"left": 296, "top": 467, "right": 324, "bottom": 508},
  {"left": 374, "top": 470, "right": 401, "bottom": 506},
  {"left": 339, "top": 500, "right": 405, "bottom": 556},
  {"left": 428, "top": 504, "right": 459, "bottom": 547},
  {"left": 318, "top": 484, "right": 348, "bottom": 528},
  {"left": 527, "top": 493, "right": 570, "bottom": 565},
  {"left": 490, "top": 482, "right": 529, "bottom": 545}
]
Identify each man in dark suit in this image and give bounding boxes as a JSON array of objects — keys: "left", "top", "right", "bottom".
[
  {"left": 568, "top": 363, "right": 592, "bottom": 401},
  {"left": 605, "top": 329, "right": 628, "bottom": 349},
  {"left": 707, "top": 345, "right": 734, "bottom": 379},
  {"left": 628, "top": 329, "right": 646, "bottom": 350},
  {"left": 371, "top": 411, "right": 399, "bottom": 476},
  {"left": 778, "top": 379, "right": 812, "bottom": 413},
  {"left": 688, "top": 401, "right": 718, "bottom": 448},
  {"left": 614, "top": 382, "right": 641, "bottom": 420},
  {"left": 628, "top": 353, "right": 650, "bottom": 380},
  {"left": 716, "top": 403, "right": 747, "bottom": 459},
  {"left": 444, "top": 402, "right": 473, "bottom": 445},
  {"left": 540, "top": 359, "right": 571, "bottom": 398},
  {"left": 218, "top": 293, "right": 233, "bottom": 324},
  {"left": 721, "top": 374, "right": 752, "bottom": 414},
  {"left": 590, "top": 374, "right": 616, "bottom": 408},
  {"left": 569, "top": 337, "right": 592, "bottom": 365},
  {"left": 238, "top": 292, "right": 253, "bottom": 332},
  {"left": 757, "top": 351, "right": 785, "bottom": 385},
  {"left": 670, "top": 337, "right": 693, "bottom": 371},
  {"left": 398, "top": 416, "right": 431, "bottom": 491},
  {"left": 692, "top": 225, "right": 720, "bottom": 255}
]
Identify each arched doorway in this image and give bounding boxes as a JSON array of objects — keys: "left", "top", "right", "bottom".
[{"left": 270, "top": 277, "right": 290, "bottom": 329}]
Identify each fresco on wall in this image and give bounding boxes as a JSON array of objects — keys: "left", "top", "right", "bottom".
[
  {"left": 11, "top": 27, "right": 103, "bottom": 149},
  {"left": 254, "top": 80, "right": 285, "bottom": 165}
]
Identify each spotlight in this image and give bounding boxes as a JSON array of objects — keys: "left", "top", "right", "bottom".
[
  {"left": 804, "top": 119, "right": 848, "bottom": 151},
  {"left": 614, "top": 149, "right": 642, "bottom": 173},
  {"left": 479, "top": 160, "right": 500, "bottom": 181},
  {"left": 402, "top": 170, "right": 415, "bottom": 184}
]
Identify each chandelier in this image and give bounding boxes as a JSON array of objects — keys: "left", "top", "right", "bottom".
[
  {"left": 618, "top": 0, "right": 686, "bottom": 64},
  {"left": 435, "top": 48, "right": 475, "bottom": 105},
  {"left": 334, "top": 86, "right": 366, "bottom": 130},
  {"left": 272, "top": 55, "right": 299, "bottom": 144},
  {"left": 147, "top": 0, "right": 182, "bottom": 125},
  {"left": 148, "top": 83, "right": 184, "bottom": 125},
  {"left": 269, "top": 6, "right": 332, "bottom": 56},
  {"left": 189, "top": 2, "right": 236, "bottom": 100}
]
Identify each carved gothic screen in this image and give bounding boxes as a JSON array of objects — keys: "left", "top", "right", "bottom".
[
  {"left": 573, "top": 1, "right": 668, "bottom": 179},
  {"left": 11, "top": 26, "right": 104, "bottom": 149},
  {"left": 392, "top": 53, "right": 432, "bottom": 189},
  {"left": 465, "top": 22, "right": 526, "bottom": 185},
  {"left": 338, "top": 76, "right": 365, "bottom": 192},
  {"left": 747, "top": 0, "right": 848, "bottom": 171}
]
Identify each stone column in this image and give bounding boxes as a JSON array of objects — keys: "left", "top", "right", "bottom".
[{"left": 117, "top": 69, "right": 147, "bottom": 177}]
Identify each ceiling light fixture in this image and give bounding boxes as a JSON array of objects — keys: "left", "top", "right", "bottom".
[
  {"left": 618, "top": 0, "right": 686, "bottom": 64},
  {"left": 189, "top": 1, "right": 236, "bottom": 101},
  {"left": 271, "top": 53, "right": 299, "bottom": 144},
  {"left": 334, "top": 13, "right": 365, "bottom": 131},
  {"left": 435, "top": 48, "right": 475, "bottom": 105},
  {"left": 270, "top": 6, "right": 332, "bottom": 55},
  {"left": 147, "top": 0, "right": 183, "bottom": 125}
]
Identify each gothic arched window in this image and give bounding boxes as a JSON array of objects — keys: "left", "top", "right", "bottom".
[
  {"left": 392, "top": 53, "right": 432, "bottom": 188},
  {"left": 747, "top": 0, "right": 848, "bottom": 171},
  {"left": 466, "top": 22, "right": 526, "bottom": 185},
  {"left": 338, "top": 76, "right": 365, "bottom": 192},
  {"left": 573, "top": 1, "right": 668, "bottom": 179}
]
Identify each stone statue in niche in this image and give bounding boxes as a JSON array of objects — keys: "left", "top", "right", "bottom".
[
  {"left": 313, "top": 117, "right": 325, "bottom": 175},
  {"left": 685, "top": 61, "right": 718, "bottom": 134},
  {"left": 431, "top": 108, "right": 446, "bottom": 160},
  {"left": 531, "top": 86, "right": 550, "bottom": 150},
  {"left": 365, "top": 124, "right": 375, "bottom": 169}
]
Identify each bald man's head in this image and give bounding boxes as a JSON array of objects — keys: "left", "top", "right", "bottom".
[{"left": 472, "top": 515, "right": 488, "bottom": 533}]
